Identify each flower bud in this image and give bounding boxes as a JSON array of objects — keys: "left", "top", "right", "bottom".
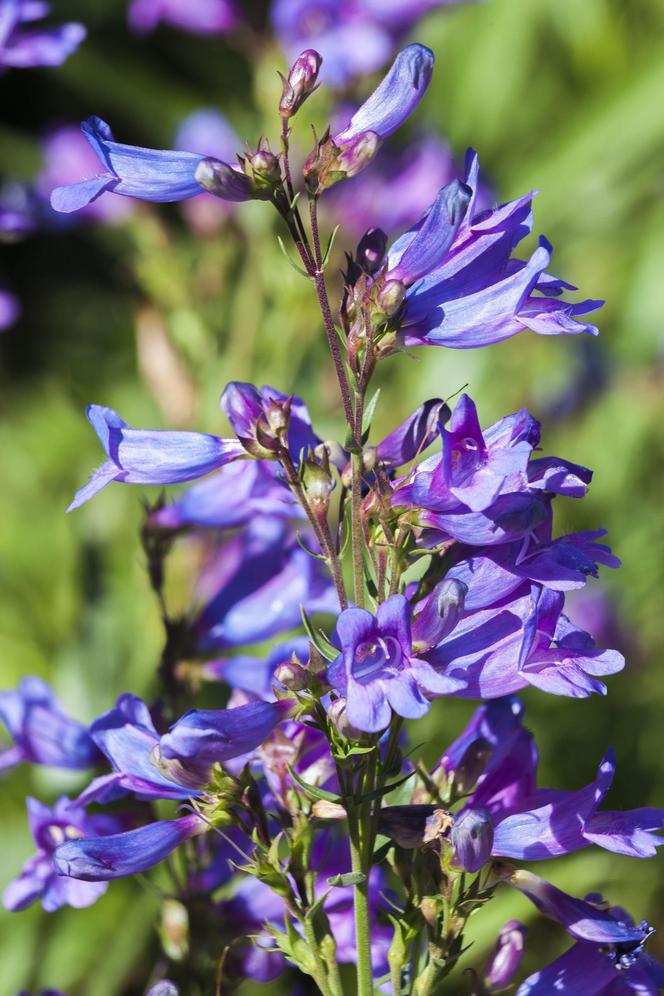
[
  {"left": 302, "top": 454, "right": 335, "bottom": 514},
  {"left": 356, "top": 227, "right": 388, "bottom": 275},
  {"left": 412, "top": 578, "right": 468, "bottom": 652},
  {"left": 483, "top": 920, "right": 527, "bottom": 992},
  {"left": 451, "top": 807, "right": 494, "bottom": 872},
  {"left": 279, "top": 49, "right": 322, "bottom": 118},
  {"left": 245, "top": 148, "right": 281, "bottom": 191},
  {"left": 304, "top": 131, "right": 380, "bottom": 194},
  {"left": 159, "top": 899, "right": 189, "bottom": 961},
  {"left": 327, "top": 697, "right": 365, "bottom": 740},
  {"left": 379, "top": 805, "right": 453, "bottom": 849},
  {"left": 274, "top": 660, "right": 311, "bottom": 692},
  {"left": 375, "top": 278, "right": 406, "bottom": 318},
  {"left": 195, "top": 158, "right": 255, "bottom": 202}
]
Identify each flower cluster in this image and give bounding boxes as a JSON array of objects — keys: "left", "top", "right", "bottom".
[{"left": 3, "top": 29, "right": 662, "bottom": 996}]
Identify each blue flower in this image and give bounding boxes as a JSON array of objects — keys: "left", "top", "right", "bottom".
[
  {"left": 387, "top": 150, "right": 602, "bottom": 349},
  {"left": 50, "top": 116, "right": 251, "bottom": 214},
  {"left": 68, "top": 404, "right": 245, "bottom": 511},
  {"left": 327, "top": 593, "right": 464, "bottom": 733},
  {"left": 0, "top": 676, "right": 99, "bottom": 772}
]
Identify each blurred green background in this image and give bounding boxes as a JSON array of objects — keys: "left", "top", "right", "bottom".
[{"left": 1, "top": 0, "right": 664, "bottom": 992}]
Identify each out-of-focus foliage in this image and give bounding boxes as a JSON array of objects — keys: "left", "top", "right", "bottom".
[{"left": 1, "top": 0, "right": 664, "bottom": 991}]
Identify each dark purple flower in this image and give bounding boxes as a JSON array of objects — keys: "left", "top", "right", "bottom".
[
  {"left": 327, "top": 593, "right": 464, "bottom": 733},
  {"left": 503, "top": 871, "right": 664, "bottom": 995},
  {"left": 3, "top": 795, "right": 117, "bottom": 911},
  {"left": 0, "top": 285, "right": 20, "bottom": 330},
  {"left": 0, "top": 1, "right": 85, "bottom": 70},
  {"left": 68, "top": 404, "right": 245, "bottom": 511},
  {"left": 388, "top": 150, "right": 602, "bottom": 349},
  {"left": 128, "top": 0, "right": 238, "bottom": 35},
  {"left": 0, "top": 676, "right": 99, "bottom": 772},
  {"left": 50, "top": 117, "right": 250, "bottom": 215},
  {"left": 483, "top": 920, "right": 527, "bottom": 992}
]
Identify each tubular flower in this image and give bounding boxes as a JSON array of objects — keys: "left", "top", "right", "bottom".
[
  {"left": 327, "top": 593, "right": 464, "bottom": 733},
  {"left": 68, "top": 404, "right": 245, "bottom": 511},
  {"left": 50, "top": 116, "right": 251, "bottom": 215},
  {"left": 386, "top": 150, "right": 602, "bottom": 349},
  {"left": 0, "top": 676, "right": 99, "bottom": 772}
]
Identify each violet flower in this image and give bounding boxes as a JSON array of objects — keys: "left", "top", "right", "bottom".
[
  {"left": 128, "top": 0, "right": 238, "bottom": 36},
  {"left": 0, "top": 0, "right": 85, "bottom": 70},
  {"left": 68, "top": 404, "right": 245, "bottom": 511},
  {"left": 327, "top": 593, "right": 464, "bottom": 734},
  {"left": 50, "top": 116, "right": 252, "bottom": 215},
  {"left": 483, "top": 920, "right": 527, "bottom": 992},
  {"left": 503, "top": 871, "right": 664, "bottom": 995},
  {"left": 3, "top": 795, "right": 118, "bottom": 911},
  {"left": 387, "top": 149, "right": 602, "bottom": 349},
  {"left": 0, "top": 676, "right": 99, "bottom": 772}
]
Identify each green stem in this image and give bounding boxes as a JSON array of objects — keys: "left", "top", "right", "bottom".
[
  {"left": 413, "top": 948, "right": 441, "bottom": 996},
  {"left": 303, "top": 915, "right": 334, "bottom": 996},
  {"left": 348, "top": 808, "right": 374, "bottom": 996},
  {"left": 351, "top": 449, "right": 365, "bottom": 607}
]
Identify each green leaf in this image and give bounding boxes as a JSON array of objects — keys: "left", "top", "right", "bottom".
[
  {"left": 276, "top": 234, "right": 311, "bottom": 278},
  {"left": 357, "top": 768, "right": 416, "bottom": 805},
  {"left": 288, "top": 766, "right": 342, "bottom": 804},
  {"left": 300, "top": 606, "right": 338, "bottom": 662},
  {"left": 327, "top": 872, "right": 367, "bottom": 888},
  {"left": 361, "top": 387, "right": 381, "bottom": 442}
]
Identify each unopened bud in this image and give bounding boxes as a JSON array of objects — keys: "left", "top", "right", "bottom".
[
  {"left": 195, "top": 158, "right": 255, "bottom": 202},
  {"left": 302, "top": 455, "right": 334, "bottom": 511},
  {"left": 263, "top": 394, "right": 291, "bottom": 438},
  {"left": 376, "top": 277, "right": 406, "bottom": 318},
  {"left": 412, "top": 578, "right": 468, "bottom": 652},
  {"left": 274, "top": 660, "right": 311, "bottom": 692},
  {"left": 327, "top": 698, "right": 365, "bottom": 740},
  {"left": 451, "top": 807, "right": 494, "bottom": 872},
  {"left": 305, "top": 131, "right": 380, "bottom": 193},
  {"left": 312, "top": 799, "right": 347, "bottom": 820},
  {"left": 378, "top": 805, "right": 453, "bottom": 849},
  {"left": 279, "top": 49, "right": 322, "bottom": 118},
  {"left": 483, "top": 920, "right": 527, "bottom": 992},
  {"left": 245, "top": 148, "right": 281, "bottom": 190},
  {"left": 356, "top": 227, "right": 388, "bottom": 275}
]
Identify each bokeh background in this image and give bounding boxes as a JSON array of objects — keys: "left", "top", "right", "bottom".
[{"left": 2, "top": 0, "right": 664, "bottom": 992}]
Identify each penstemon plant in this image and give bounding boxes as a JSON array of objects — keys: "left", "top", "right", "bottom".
[{"left": 3, "top": 38, "right": 664, "bottom": 996}]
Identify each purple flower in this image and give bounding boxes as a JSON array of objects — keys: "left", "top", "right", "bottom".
[
  {"left": 150, "top": 461, "right": 300, "bottom": 531},
  {"left": 0, "top": 1, "right": 85, "bottom": 70},
  {"left": 327, "top": 594, "right": 464, "bottom": 733},
  {"left": 68, "top": 404, "right": 245, "bottom": 511},
  {"left": 0, "top": 284, "right": 20, "bottom": 331},
  {"left": 333, "top": 43, "right": 434, "bottom": 145},
  {"left": 128, "top": 0, "right": 238, "bottom": 36},
  {"left": 450, "top": 806, "right": 493, "bottom": 871},
  {"left": 374, "top": 398, "right": 448, "bottom": 471},
  {"left": 388, "top": 150, "right": 602, "bottom": 349},
  {"left": 53, "top": 813, "right": 206, "bottom": 881},
  {"left": 502, "top": 871, "right": 664, "bottom": 995},
  {"left": 194, "top": 518, "right": 338, "bottom": 651},
  {"left": 50, "top": 117, "right": 250, "bottom": 215},
  {"left": 0, "top": 676, "right": 99, "bottom": 772},
  {"left": 221, "top": 381, "right": 319, "bottom": 461},
  {"left": 483, "top": 920, "right": 527, "bottom": 992},
  {"left": 3, "top": 795, "right": 117, "bottom": 911},
  {"left": 37, "top": 125, "right": 136, "bottom": 224}
]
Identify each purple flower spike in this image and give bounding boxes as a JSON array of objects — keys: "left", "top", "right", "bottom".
[
  {"left": 50, "top": 117, "right": 241, "bottom": 214},
  {"left": 327, "top": 594, "right": 464, "bottom": 733},
  {"left": 0, "top": 676, "right": 99, "bottom": 772},
  {"left": 53, "top": 813, "right": 206, "bottom": 881},
  {"left": 3, "top": 795, "right": 118, "bottom": 912},
  {"left": 0, "top": 1, "right": 85, "bottom": 70},
  {"left": 128, "top": 0, "right": 238, "bottom": 36},
  {"left": 68, "top": 404, "right": 244, "bottom": 511},
  {"left": 333, "top": 44, "right": 434, "bottom": 146},
  {"left": 484, "top": 920, "right": 527, "bottom": 992}
]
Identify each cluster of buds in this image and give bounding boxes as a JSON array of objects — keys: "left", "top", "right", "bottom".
[
  {"left": 221, "top": 382, "right": 294, "bottom": 459},
  {"left": 303, "top": 130, "right": 380, "bottom": 195},
  {"left": 195, "top": 140, "right": 282, "bottom": 203}
]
